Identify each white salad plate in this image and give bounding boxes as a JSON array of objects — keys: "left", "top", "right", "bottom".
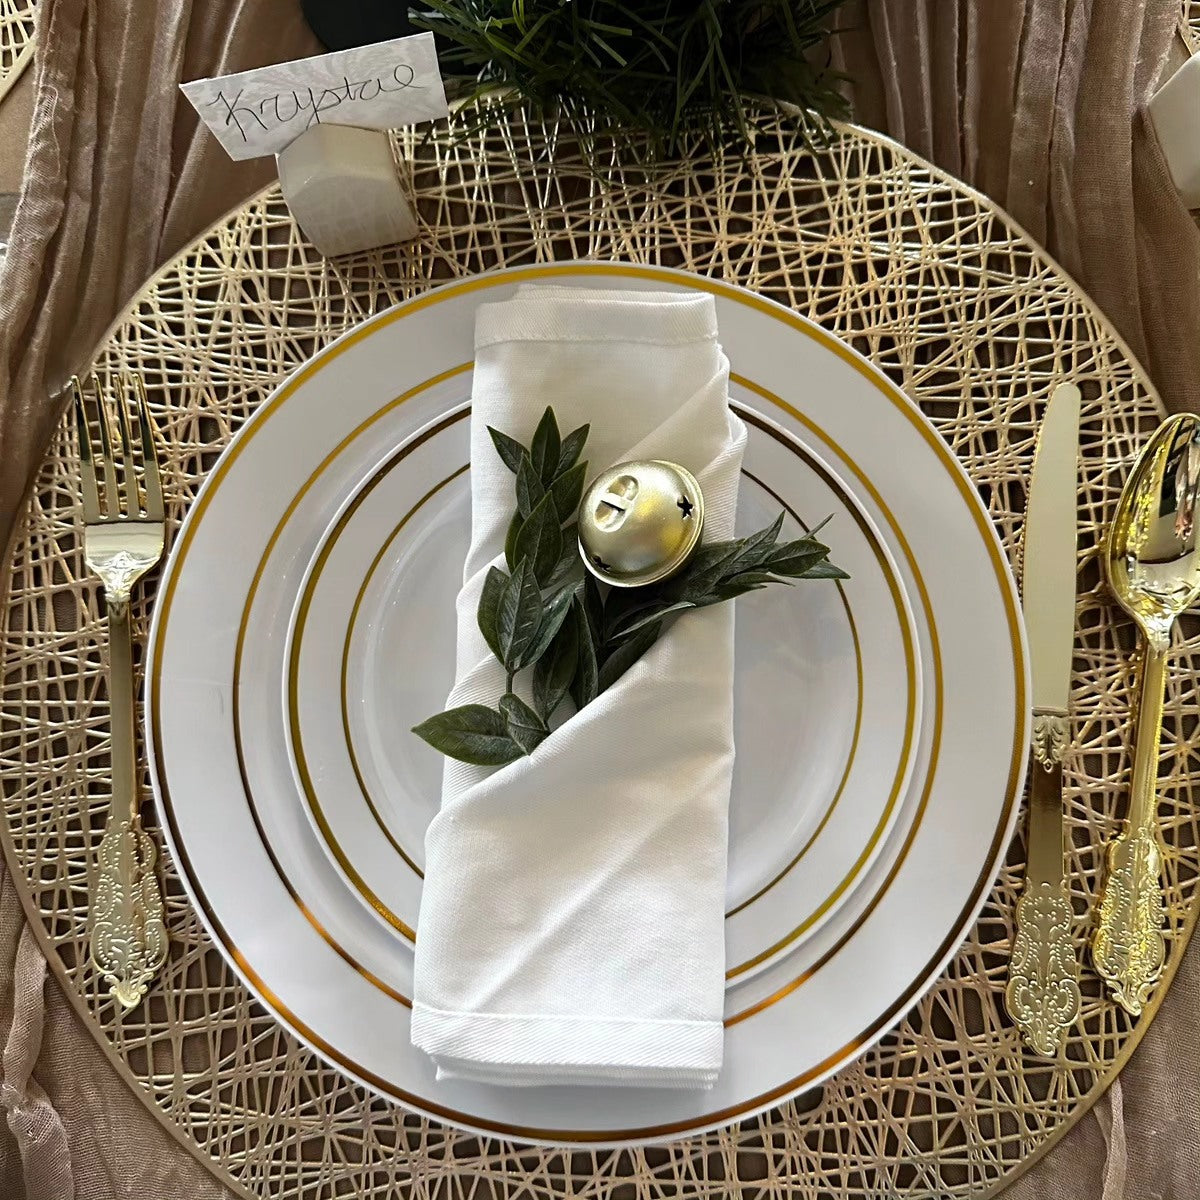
[
  {"left": 284, "top": 398, "right": 922, "bottom": 982},
  {"left": 148, "top": 262, "right": 1028, "bottom": 1147}
]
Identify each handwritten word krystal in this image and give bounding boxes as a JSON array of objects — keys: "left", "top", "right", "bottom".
[{"left": 210, "top": 63, "right": 424, "bottom": 144}]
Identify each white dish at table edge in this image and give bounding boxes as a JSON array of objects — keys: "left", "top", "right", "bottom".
[{"left": 147, "top": 261, "right": 1028, "bottom": 1147}]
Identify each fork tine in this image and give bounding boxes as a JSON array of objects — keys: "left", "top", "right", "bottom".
[
  {"left": 114, "top": 378, "right": 140, "bottom": 516},
  {"left": 91, "top": 381, "right": 120, "bottom": 517},
  {"left": 131, "top": 374, "right": 163, "bottom": 519},
  {"left": 71, "top": 377, "right": 101, "bottom": 523}
]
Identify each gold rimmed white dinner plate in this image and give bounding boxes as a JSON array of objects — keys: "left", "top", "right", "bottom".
[
  {"left": 148, "top": 262, "right": 1027, "bottom": 1147},
  {"left": 283, "top": 399, "right": 921, "bottom": 982}
]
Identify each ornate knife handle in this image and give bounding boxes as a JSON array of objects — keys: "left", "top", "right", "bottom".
[
  {"left": 1092, "top": 643, "right": 1168, "bottom": 1016},
  {"left": 1005, "top": 711, "right": 1081, "bottom": 1056},
  {"left": 87, "top": 599, "right": 168, "bottom": 1011},
  {"left": 1007, "top": 879, "right": 1081, "bottom": 1056}
]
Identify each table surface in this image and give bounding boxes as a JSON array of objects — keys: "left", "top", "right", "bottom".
[{"left": 2, "top": 104, "right": 1197, "bottom": 1200}]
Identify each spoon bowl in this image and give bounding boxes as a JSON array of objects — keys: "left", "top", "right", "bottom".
[{"left": 1105, "top": 414, "right": 1200, "bottom": 649}]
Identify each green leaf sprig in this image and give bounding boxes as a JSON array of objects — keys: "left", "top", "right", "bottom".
[
  {"left": 413, "top": 407, "right": 848, "bottom": 765},
  {"left": 414, "top": 0, "right": 853, "bottom": 159}
]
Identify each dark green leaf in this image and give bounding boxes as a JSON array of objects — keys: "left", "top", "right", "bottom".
[
  {"left": 545, "top": 524, "right": 581, "bottom": 587},
  {"left": 674, "top": 539, "right": 744, "bottom": 597},
  {"left": 676, "top": 565, "right": 735, "bottom": 603},
  {"left": 530, "top": 407, "right": 562, "bottom": 486},
  {"left": 686, "top": 538, "right": 743, "bottom": 575},
  {"left": 582, "top": 574, "right": 605, "bottom": 644},
  {"left": 516, "top": 454, "right": 545, "bottom": 518},
  {"left": 727, "top": 511, "right": 786, "bottom": 572},
  {"left": 796, "top": 559, "right": 850, "bottom": 580},
  {"left": 757, "top": 509, "right": 787, "bottom": 547},
  {"left": 499, "top": 694, "right": 549, "bottom": 755},
  {"left": 569, "top": 594, "right": 599, "bottom": 709},
  {"left": 498, "top": 560, "right": 543, "bottom": 670},
  {"left": 476, "top": 566, "right": 508, "bottom": 661},
  {"left": 557, "top": 423, "right": 590, "bottom": 475},
  {"left": 504, "top": 510, "right": 522, "bottom": 570},
  {"left": 598, "top": 620, "right": 662, "bottom": 693},
  {"left": 488, "top": 426, "right": 526, "bottom": 474},
  {"left": 672, "top": 524, "right": 783, "bottom": 602},
  {"left": 758, "top": 538, "right": 829, "bottom": 577},
  {"left": 547, "top": 460, "right": 587, "bottom": 524},
  {"left": 513, "top": 491, "right": 563, "bottom": 584},
  {"left": 519, "top": 581, "right": 578, "bottom": 669},
  {"left": 533, "top": 609, "right": 578, "bottom": 721},
  {"left": 721, "top": 571, "right": 790, "bottom": 592},
  {"left": 699, "top": 575, "right": 779, "bottom": 603},
  {"left": 611, "top": 600, "right": 696, "bottom": 639},
  {"left": 599, "top": 583, "right": 646, "bottom": 631},
  {"left": 412, "top": 704, "right": 523, "bottom": 766}
]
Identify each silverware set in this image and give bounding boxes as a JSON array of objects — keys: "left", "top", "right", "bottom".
[
  {"left": 65, "top": 370, "right": 1199, "bottom": 1029},
  {"left": 1006, "top": 387, "right": 1200, "bottom": 1055}
]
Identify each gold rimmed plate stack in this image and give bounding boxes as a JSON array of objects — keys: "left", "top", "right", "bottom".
[
  {"left": 283, "top": 399, "right": 920, "bottom": 980},
  {"left": 147, "top": 262, "right": 1027, "bottom": 1145}
]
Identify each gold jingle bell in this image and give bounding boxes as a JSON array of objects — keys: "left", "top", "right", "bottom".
[{"left": 577, "top": 460, "right": 705, "bottom": 588}]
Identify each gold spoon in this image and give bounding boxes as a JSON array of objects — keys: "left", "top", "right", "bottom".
[{"left": 1093, "top": 412, "right": 1200, "bottom": 1015}]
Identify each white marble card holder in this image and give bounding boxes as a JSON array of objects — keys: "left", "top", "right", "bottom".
[
  {"left": 275, "top": 124, "right": 418, "bottom": 257},
  {"left": 1148, "top": 53, "right": 1200, "bottom": 210}
]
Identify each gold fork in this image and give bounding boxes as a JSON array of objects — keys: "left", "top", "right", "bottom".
[{"left": 72, "top": 374, "right": 168, "bottom": 1011}]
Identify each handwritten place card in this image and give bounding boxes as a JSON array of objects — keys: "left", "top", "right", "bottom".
[{"left": 181, "top": 33, "right": 449, "bottom": 161}]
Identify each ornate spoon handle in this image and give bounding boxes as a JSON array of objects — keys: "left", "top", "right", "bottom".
[
  {"left": 1092, "top": 642, "right": 1168, "bottom": 1016},
  {"left": 87, "top": 601, "right": 168, "bottom": 1010},
  {"left": 1006, "top": 712, "right": 1081, "bottom": 1056}
]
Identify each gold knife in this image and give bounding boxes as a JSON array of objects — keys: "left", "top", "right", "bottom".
[{"left": 1005, "top": 382, "right": 1083, "bottom": 1056}]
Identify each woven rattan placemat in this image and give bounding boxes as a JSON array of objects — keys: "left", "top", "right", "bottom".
[{"left": 2, "top": 107, "right": 1195, "bottom": 1198}]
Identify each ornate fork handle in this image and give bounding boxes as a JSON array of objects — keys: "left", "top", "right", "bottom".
[
  {"left": 1092, "top": 642, "right": 1168, "bottom": 1015},
  {"left": 88, "top": 596, "right": 168, "bottom": 1010}
]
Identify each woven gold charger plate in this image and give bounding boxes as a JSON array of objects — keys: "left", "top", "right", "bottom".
[{"left": 2, "top": 104, "right": 1196, "bottom": 1198}]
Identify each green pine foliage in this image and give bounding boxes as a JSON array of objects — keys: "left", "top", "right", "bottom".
[{"left": 414, "top": 0, "right": 852, "bottom": 154}]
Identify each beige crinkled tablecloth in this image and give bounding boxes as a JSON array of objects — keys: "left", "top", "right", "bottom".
[{"left": 2, "top": 1, "right": 1199, "bottom": 1197}]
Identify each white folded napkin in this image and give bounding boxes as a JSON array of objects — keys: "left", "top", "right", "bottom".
[{"left": 411, "top": 284, "right": 746, "bottom": 1088}]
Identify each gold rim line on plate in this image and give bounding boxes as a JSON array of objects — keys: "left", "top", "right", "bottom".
[
  {"left": 148, "top": 262, "right": 1023, "bottom": 1141},
  {"left": 726, "top": 443, "right": 867, "bottom": 927},
  {"left": 259, "top": 380, "right": 916, "bottom": 1015},
  {"left": 283, "top": 397, "right": 911, "bottom": 971},
  {"left": 729, "top": 399, "right": 915, "bottom": 969}
]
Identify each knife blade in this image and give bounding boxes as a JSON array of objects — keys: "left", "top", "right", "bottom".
[
  {"left": 1023, "top": 382, "right": 1080, "bottom": 883},
  {"left": 1004, "top": 382, "right": 1083, "bottom": 1056},
  {"left": 1024, "top": 383, "right": 1081, "bottom": 718}
]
